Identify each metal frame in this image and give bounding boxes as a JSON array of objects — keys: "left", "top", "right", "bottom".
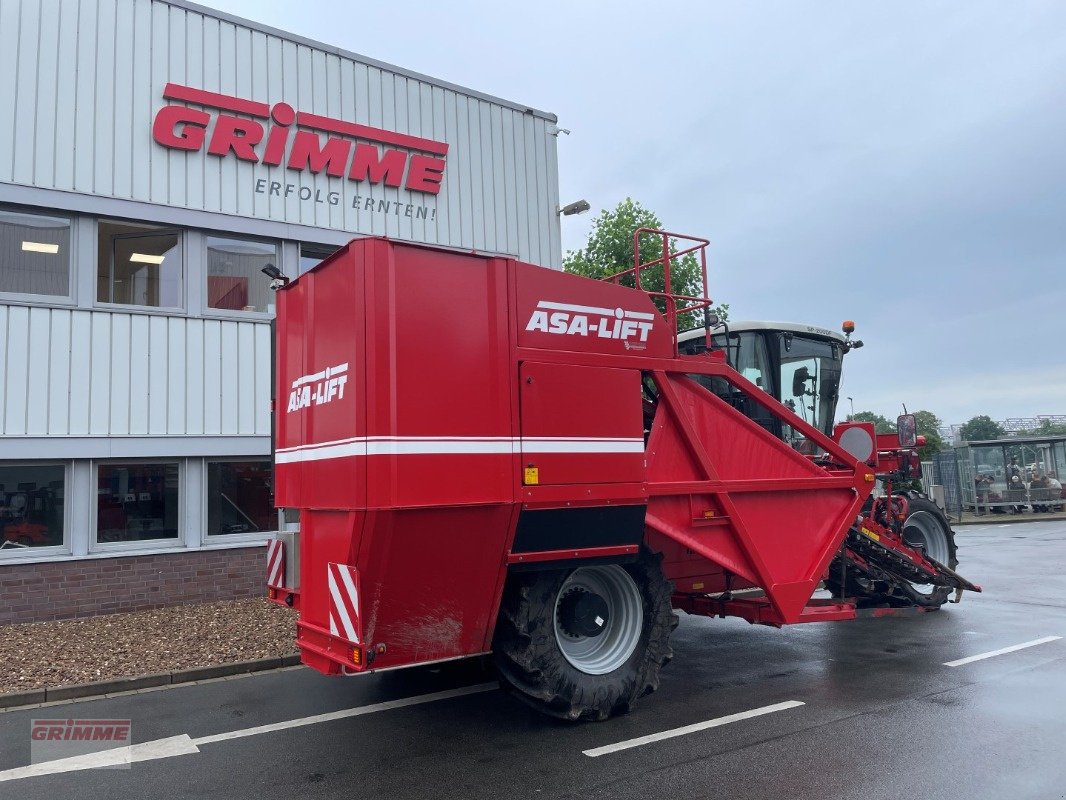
[
  {"left": 0, "top": 203, "right": 77, "bottom": 306},
  {"left": 200, "top": 457, "right": 278, "bottom": 545},
  {"left": 200, "top": 233, "right": 282, "bottom": 321},
  {"left": 604, "top": 228, "right": 712, "bottom": 352},
  {"left": 95, "top": 218, "right": 187, "bottom": 312},
  {"left": 0, "top": 460, "right": 73, "bottom": 560},
  {"left": 89, "top": 458, "right": 185, "bottom": 554}
]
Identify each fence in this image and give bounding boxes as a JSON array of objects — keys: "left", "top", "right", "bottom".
[{"left": 932, "top": 451, "right": 964, "bottom": 520}]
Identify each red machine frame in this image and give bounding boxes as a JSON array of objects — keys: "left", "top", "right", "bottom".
[{"left": 267, "top": 234, "right": 892, "bottom": 676}]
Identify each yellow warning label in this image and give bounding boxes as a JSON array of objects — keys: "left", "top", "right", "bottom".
[
  {"left": 860, "top": 527, "right": 880, "bottom": 541},
  {"left": 523, "top": 466, "right": 539, "bottom": 485}
]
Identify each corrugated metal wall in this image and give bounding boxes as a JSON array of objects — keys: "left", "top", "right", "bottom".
[
  {"left": 0, "top": 304, "right": 271, "bottom": 437},
  {"left": 0, "top": 0, "right": 562, "bottom": 268}
]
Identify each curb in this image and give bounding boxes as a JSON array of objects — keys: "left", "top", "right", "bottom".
[
  {"left": 0, "top": 654, "right": 302, "bottom": 711},
  {"left": 953, "top": 513, "right": 1066, "bottom": 526}
]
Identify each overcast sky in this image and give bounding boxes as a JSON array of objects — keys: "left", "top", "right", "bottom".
[{"left": 204, "top": 0, "right": 1065, "bottom": 427}]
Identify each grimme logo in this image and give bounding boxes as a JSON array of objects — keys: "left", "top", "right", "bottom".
[
  {"left": 287, "top": 363, "right": 349, "bottom": 413},
  {"left": 31, "top": 718, "right": 131, "bottom": 741},
  {"left": 30, "top": 718, "right": 133, "bottom": 768},
  {"left": 525, "top": 301, "right": 655, "bottom": 345},
  {"left": 153, "top": 84, "right": 448, "bottom": 195}
]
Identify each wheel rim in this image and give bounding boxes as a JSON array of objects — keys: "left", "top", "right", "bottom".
[
  {"left": 553, "top": 565, "right": 643, "bottom": 675},
  {"left": 902, "top": 510, "right": 951, "bottom": 594}
]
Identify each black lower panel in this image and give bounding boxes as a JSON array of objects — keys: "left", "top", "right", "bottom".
[{"left": 512, "top": 505, "right": 646, "bottom": 553}]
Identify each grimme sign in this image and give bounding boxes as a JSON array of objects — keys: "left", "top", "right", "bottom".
[{"left": 151, "top": 83, "right": 448, "bottom": 212}]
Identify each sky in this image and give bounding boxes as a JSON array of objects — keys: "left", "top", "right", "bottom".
[{"left": 201, "top": 0, "right": 1066, "bottom": 427}]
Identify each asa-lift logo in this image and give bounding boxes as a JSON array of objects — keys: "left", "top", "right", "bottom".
[
  {"left": 526, "top": 300, "right": 655, "bottom": 345},
  {"left": 287, "top": 363, "right": 349, "bottom": 413},
  {"left": 152, "top": 84, "right": 448, "bottom": 195}
]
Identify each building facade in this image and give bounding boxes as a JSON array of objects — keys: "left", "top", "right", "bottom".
[{"left": 0, "top": 0, "right": 561, "bottom": 622}]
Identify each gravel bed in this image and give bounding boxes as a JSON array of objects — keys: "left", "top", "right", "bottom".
[{"left": 0, "top": 599, "right": 299, "bottom": 694}]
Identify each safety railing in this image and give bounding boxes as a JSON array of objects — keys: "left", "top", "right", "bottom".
[{"left": 603, "top": 228, "right": 712, "bottom": 355}]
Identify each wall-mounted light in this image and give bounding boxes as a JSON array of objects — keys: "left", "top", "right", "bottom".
[
  {"left": 558, "top": 199, "right": 591, "bottom": 216},
  {"left": 22, "top": 241, "right": 59, "bottom": 254},
  {"left": 262, "top": 263, "right": 289, "bottom": 290},
  {"left": 130, "top": 253, "right": 166, "bottom": 265}
]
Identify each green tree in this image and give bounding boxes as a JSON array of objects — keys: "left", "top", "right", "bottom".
[
  {"left": 910, "top": 409, "right": 945, "bottom": 460},
  {"left": 1032, "top": 418, "right": 1066, "bottom": 436},
  {"left": 850, "top": 411, "right": 896, "bottom": 433},
  {"left": 960, "top": 415, "right": 1006, "bottom": 442},
  {"left": 563, "top": 198, "right": 728, "bottom": 331}
]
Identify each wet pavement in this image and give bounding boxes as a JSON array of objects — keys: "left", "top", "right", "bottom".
[{"left": 1, "top": 519, "right": 1064, "bottom": 800}]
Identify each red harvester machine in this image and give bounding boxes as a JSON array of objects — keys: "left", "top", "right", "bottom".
[{"left": 265, "top": 230, "right": 979, "bottom": 720}]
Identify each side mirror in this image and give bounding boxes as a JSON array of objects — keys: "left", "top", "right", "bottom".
[
  {"left": 897, "top": 414, "right": 917, "bottom": 448},
  {"left": 792, "top": 366, "right": 811, "bottom": 397}
]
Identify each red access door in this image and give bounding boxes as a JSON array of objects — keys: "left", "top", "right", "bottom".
[{"left": 519, "top": 362, "right": 645, "bottom": 485}]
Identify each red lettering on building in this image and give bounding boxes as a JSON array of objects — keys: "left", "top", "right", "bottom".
[
  {"left": 152, "top": 84, "right": 449, "bottom": 195},
  {"left": 152, "top": 105, "right": 211, "bottom": 151},
  {"left": 405, "top": 154, "right": 447, "bottom": 194},
  {"left": 207, "top": 115, "right": 265, "bottom": 162},
  {"left": 348, "top": 144, "right": 406, "bottom": 187},
  {"left": 288, "top": 131, "right": 352, "bottom": 178}
]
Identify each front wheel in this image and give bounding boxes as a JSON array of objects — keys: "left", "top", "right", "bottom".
[
  {"left": 492, "top": 550, "right": 677, "bottom": 721},
  {"left": 896, "top": 496, "right": 958, "bottom": 608}
]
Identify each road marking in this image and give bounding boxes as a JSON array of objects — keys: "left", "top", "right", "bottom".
[
  {"left": 191, "top": 683, "right": 494, "bottom": 745},
  {"left": 0, "top": 736, "right": 199, "bottom": 783},
  {"left": 582, "top": 700, "right": 805, "bottom": 758},
  {"left": 944, "top": 636, "right": 1062, "bottom": 667},
  {"left": 0, "top": 683, "right": 496, "bottom": 783}
]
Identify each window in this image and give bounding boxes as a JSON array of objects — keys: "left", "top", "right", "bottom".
[
  {"left": 206, "top": 461, "right": 275, "bottom": 535},
  {"left": 206, "top": 236, "right": 279, "bottom": 313},
  {"left": 0, "top": 207, "right": 71, "bottom": 297},
  {"left": 98, "top": 220, "right": 183, "bottom": 307},
  {"left": 299, "top": 243, "right": 340, "bottom": 275},
  {"left": 96, "top": 462, "right": 179, "bottom": 544},
  {"left": 778, "top": 333, "right": 843, "bottom": 452},
  {"left": 0, "top": 464, "right": 65, "bottom": 552}
]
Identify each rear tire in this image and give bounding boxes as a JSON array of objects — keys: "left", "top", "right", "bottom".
[{"left": 492, "top": 549, "right": 677, "bottom": 721}]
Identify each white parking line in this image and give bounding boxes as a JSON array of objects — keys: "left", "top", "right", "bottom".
[
  {"left": 0, "top": 683, "right": 496, "bottom": 783},
  {"left": 582, "top": 700, "right": 805, "bottom": 758},
  {"left": 944, "top": 636, "right": 1062, "bottom": 667}
]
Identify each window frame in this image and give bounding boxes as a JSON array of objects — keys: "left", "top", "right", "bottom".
[
  {"left": 0, "top": 461, "right": 72, "bottom": 560},
  {"left": 201, "top": 457, "right": 278, "bottom": 545},
  {"left": 90, "top": 458, "right": 185, "bottom": 553},
  {"left": 201, "top": 233, "right": 281, "bottom": 321},
  {"left": 95, "top": 218, "right": 187, "bottom": 313},
  {"left": 298, "top": 242, "right": 341, "bottom": 276},
  {"left": 0, "top": 204, "right": 77, "bottom": 306}
]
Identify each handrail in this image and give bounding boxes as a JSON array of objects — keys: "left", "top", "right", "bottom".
[{"left": 602, "top": 227, "right": 712, "bottom": 355}]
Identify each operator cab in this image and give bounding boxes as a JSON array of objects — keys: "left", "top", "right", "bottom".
[{"left": 677, "top": 321, "right": 847, "bottom": 450}]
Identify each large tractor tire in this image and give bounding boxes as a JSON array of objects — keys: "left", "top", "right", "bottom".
[
  {"left": 492, "top": 549, "right": 677, "bottom": 722},
  {"left": 896, "top": 495, "right": 959, "bottom": 609}
]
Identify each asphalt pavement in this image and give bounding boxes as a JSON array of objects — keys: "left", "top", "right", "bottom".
[{"left": 2, "top": 519, "right": 1064, "bottom": 800}]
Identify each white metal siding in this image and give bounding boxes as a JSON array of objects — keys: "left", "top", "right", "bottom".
[
  {"left": 0, "top": 0, "right": 562, "bottom": 267},
  {"left": 0, "top": 304, "right": 271, "bottom": 438}
]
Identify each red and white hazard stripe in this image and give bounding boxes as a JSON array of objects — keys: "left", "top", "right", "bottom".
[
  {"left": 327, "top": 562, "right": 361, "bottom": 644},
  {"left": 266, "top": 539, "right": 285, "bottom": 589}
]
